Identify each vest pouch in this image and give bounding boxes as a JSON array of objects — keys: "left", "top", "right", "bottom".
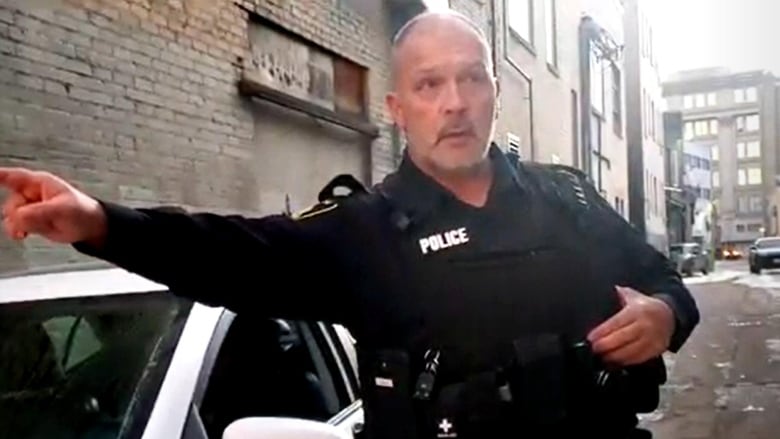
[
  {"left": 430, "top": 371, "right": 515, "bottom": 439},
  {"left": 505, "top": 334, "right": 570, "bottom": 427},
  {"left": 360, "top": 349, "right": 418, "bottom": 439}
]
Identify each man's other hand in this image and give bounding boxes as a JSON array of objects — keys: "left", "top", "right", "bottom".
[
  {"left": 587, "top": 286, "right": 675, "bottom": 366},
  {"left": 0, "top": 167, "right": 107, "bottom": 246}
]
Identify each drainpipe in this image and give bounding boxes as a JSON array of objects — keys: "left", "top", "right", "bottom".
[{"left": 579, "top": 17, "right": 596, "bottom": 177}]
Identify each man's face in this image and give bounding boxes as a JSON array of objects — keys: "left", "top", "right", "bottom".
[{"left": 387, "top": 19, "right": 498, "bottom": 175}]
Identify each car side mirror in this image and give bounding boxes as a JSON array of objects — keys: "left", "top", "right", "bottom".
[{"left": 223, "top": 417, "right": 352, "bottom": 439}]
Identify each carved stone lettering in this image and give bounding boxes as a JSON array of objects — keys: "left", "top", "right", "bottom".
[{"left": 246, "top": 23, "right": 335, "bottom": 110}]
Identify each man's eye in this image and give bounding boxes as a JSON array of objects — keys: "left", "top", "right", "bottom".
[
  {"left": 417, "top": 78, "right": 441, "bottom": 90},
  {"left": 465, "top": 72, "right": 487, "bottom": 82}
]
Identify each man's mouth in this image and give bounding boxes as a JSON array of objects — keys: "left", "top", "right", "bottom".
[{"left": 439, "top": 130, "right": 474, "bottom": 141}]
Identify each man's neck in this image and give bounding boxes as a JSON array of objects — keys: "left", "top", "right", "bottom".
[{"left": 426, "top": 160, "right": 494, "bottom": 208}]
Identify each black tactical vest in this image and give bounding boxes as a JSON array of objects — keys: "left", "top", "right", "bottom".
[{"left": 318, "top": 166, "right": 656, "bottom": 439}]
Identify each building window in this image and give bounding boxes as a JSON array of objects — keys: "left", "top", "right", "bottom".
[
  {"left": 694, "top": 120, "right": 708, "bottom": 136},
  {"left": 707, "top": 92, "right": 717, "bottom": 106},
  {"left": 711, "top": 145, "right": 719, "bottom": 161},
  {"left": 737, "top": 142, "right": 746, "bottom": 159},
  {"left": 736, "top": 87, "right": 758, "bottom": 103},
  {"left": 738, "top": 196, "right": 748, "bottom": 213},
  {"left": 737, "top": 224, "right": 745, "bottom": 232},
  {"left": 738, "top": 169, "right": 747, "bottom": 186},
  {"left": 545, "top": 0, "right": 557, "bottom": 68},
  {"left": 683, "top": 95, "right": 694, "bottom": 109},
  {"left": 590, "top": 112, "right": 608, "bottom": 191},
  {"left": 747, "top": 140, "right": 761, "bottom": 157},
  {"left": 591, "top": 49, "right": 605, "bottom": 115},
  {"left": 748, "top": 167, "right": 762, "bottom": 185},
  {"left": 746, "top": 87, "right": 758, "bottom": 102},
  {"left": 612, "top": 64, "right": 622, "bottom": 136},
  {"left": 688, "top": 118, "right": 718, "bottom": 138},
  {"left": 508, "top": 0, "right": 533, "bottom": 45},
  {"left": 750, "top": 195, "right": 763, "bottom": 213},
  {"left": 735, "top": 89, "right": 745, "bottom": 103},
  {"left": 747, "top": 223, "right": 763, "bottom": 232},
  {"left": 650, "top": 100, "right": 656, "bottom": 140},
  {"left": 712, "top": 171, "right": 720, "bottom": 188},
  {"left": 737, "top": 114, "right": 760, "bottom": 132},
  {"left": 695, "top": 94, "right": 706, "bottom": 108},
  {"left": 684, "top": 122, "right": 694, "bottom": 140}
]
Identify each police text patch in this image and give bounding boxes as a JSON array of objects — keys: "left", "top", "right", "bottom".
[{"left": 419, "top": 227, "right": 469, "bottom": 255}]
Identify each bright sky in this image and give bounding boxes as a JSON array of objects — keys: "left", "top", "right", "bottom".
[{"left": 648, "top": 0, "right": 779, "bottom": 79}]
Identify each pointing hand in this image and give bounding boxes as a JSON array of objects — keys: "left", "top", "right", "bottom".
[{"left": 0, "top": 167, "right": 107, "bottom": 245}]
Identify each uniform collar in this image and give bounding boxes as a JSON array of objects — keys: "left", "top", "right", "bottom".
[{"left": 378, "top": 142, "right": 527, "bottom": 223}]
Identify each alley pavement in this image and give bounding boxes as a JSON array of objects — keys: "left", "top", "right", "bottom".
[{"left": 640, "top": 260, "right": 780, "bottom": 438}]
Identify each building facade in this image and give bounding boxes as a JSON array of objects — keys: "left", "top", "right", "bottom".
[
  {"left": 578, "top": 0, "right": 630, "bottom": 219},
  {"left": 0, "top": 0, "right": 645, "bottom": 271},
  {"left": 0, "top": 0, "right": 421, "bottom": 272},
  {"left": 663, "top": 68, "right": 778, "bottom": 253},
  {"left": 623, "top": 0, "right": 667, "bottom": 251}
]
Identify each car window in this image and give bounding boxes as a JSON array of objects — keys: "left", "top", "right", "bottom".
[
  {"left": 757, "top": 238, "right": 780, "bottom": 249},
  {"left": 0, "top": 292, "right": 191, "bottom": 439},
  {"left": 197, "top": 315, "right": 351, "bottom": 438}
]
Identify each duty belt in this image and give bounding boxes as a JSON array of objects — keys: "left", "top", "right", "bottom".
[{"left": 410, "top": 334, "right": 663, "bottom": 437}]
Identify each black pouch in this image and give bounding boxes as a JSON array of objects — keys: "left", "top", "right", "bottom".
[
  {"left": 506, "top": 333, "right": 569, "bottom": 426},
  {"left": 361, "top": 349, "right": 418, "bottom": 439},
  {"left": 431, "top": 371, "right": 514, "bottom": 439}
]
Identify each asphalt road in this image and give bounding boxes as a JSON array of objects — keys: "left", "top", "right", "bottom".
[{"left": 640, "top": 259, "right": 780, "bottom": 438}]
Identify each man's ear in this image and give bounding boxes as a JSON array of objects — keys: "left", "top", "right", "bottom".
[
  {"left": 386, "top": 92, "right": 405, "bottom": 131},
  {"left": 494, "top": 79, "right": 501, "bottom": 119}
]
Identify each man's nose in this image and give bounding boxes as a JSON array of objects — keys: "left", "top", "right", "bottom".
[{"left": 440, "top": 80, "right": 468, "bottom": 114}]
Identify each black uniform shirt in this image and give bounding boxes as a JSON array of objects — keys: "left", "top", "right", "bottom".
[{"left": 72, "top": 142, "right": 697, "bottom": 368}]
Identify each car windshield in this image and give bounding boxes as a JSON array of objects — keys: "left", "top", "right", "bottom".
[
  {"left": 669, "top": 244, "right": 692, "bottom": 257},
  {"left": 756, "top": 238, "right": 780, "bottom": 249},
  {"left": 0, "top": 292, "right": 191, "bottom": 439}
]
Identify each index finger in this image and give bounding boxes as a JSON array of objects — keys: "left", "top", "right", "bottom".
[
  {"left": 0, "top": 167, "right": 39, "bottom": 192},
  {"left": 587, "top": 307, "right": 636, "bottom": 343}
]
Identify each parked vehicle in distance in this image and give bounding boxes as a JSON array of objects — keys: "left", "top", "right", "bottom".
[
  {"left": 0, "top": 263, "right": 363, "bottom": 439},
  {"left": 669, "top": 243, "right": 709, "bottom": 277},
  {"left": 749, "top": 237, "right": 780, "bottom": 274}
]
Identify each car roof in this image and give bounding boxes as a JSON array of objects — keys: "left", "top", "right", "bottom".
[{"left": 0, "top": 262, "right": 167, "bottom": 304}]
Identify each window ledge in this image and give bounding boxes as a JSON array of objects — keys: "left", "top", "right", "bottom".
[
  {"left": 546, "top": 62, "right": 560, "bottom": 78},
  {"left": 508, "top": 27, "right": 536, "bottom": 57},
  {"left": 237, "top": 75, "right": 379, "bottom": 138}
]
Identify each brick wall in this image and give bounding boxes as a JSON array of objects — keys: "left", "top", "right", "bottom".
[{"left": 0, "top": 0, "right": 396, "bottom": 272}]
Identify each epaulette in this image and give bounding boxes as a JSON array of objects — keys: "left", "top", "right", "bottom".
[
  {"left": 292, "top": 174, "right": 368, "bottom": 221},
  {"left": 522, "top": 162, "right": 590, "bottom": 209}
]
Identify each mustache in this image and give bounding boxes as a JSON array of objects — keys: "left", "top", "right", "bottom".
[{"left": 437, "top": 121, "right": 476, "bottom": 142}]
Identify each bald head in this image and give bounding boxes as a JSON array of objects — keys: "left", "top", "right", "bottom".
[
  {"left": 384, "top": 10, "right": 498, "bottom": 179},
  {"left": 391, "top": 11, "right": 493, "bottom": 87}
]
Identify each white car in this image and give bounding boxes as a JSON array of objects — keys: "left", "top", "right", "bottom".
[{"left": 0, "top": 263, "right": 364, "bottom": 439}]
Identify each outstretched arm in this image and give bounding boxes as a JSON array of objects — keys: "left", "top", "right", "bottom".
[{"left": 0, "top": 167, "right": 356, "bottom": 324}]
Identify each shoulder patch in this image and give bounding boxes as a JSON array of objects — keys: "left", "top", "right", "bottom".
[{"left": 292, "top": 199, "right": 340, "bottom": 221}]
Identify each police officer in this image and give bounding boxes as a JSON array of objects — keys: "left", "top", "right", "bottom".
[{"left": 0, "top": 10, "right": 697, "bottom": 439}]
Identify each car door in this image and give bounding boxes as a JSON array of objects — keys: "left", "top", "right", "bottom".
[
  {"left": 0, "top": 290, "right": 192, "bottom": 439},
  {"left": 181, "top": 313, "right": 360, "bottom": 439}
]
